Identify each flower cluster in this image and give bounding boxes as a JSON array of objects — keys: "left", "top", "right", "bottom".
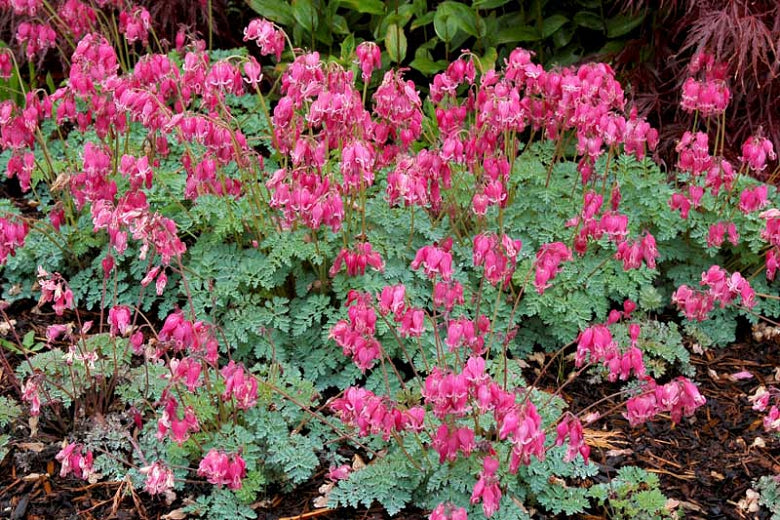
[
  {"left": 156, "top": 395, "right": 200, "bottom": 445},
  {"left": 140, "top": 462, "right": 175, "bottom": 496},
  {"left": 197, "top": 450, "right": 247, "bottom": 490},
  {"left": 625, "top": 377, "right": 706, "bottom": 426},
  {"left": 329, "top": 241, "right": 385, "bottom": 277},
  {"left": 36, "top": 267, "right": 74, "bottom": 316},
  {"left": 221, "top": 361, "right": 259, "bottom": 410},
  {"left": 411, "top": 239, "right": 454, "bottom": 281},
  {"left": 472, "top": 232, "right": 522, "bottom": 287},
  {"left": 680, "top": 53, "right": 730, "bottom": 117},
  {"left": 0, "top": 216, "right": 28, "bottom": 265},
  {"left": 330, "top": 387, "right": 425, "bottom": 439},
  {"left": 749, "top": 386, "right": 780, "bottom": 433},
  {"left": 672, "top": 265, "right": 756, "bottom": 321},
  {"left": 329, "top": 290, "right": 381, "bottom": 371},
  {"left": 243, "top": 18, "right": 285, "bottom": 61},
  {"left": 575, "top": 320, "right": 645, "bottom": 383},
  {"left": 534, "top": 242, "right": 572, "bottom": 294},
  {"left": 55, "top": 442, "right": 95, "bottom": 481}
]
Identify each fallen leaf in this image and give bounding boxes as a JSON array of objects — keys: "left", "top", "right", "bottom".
[
  {"left": 605, "top": 448, "right": 633, "bottom": 457},
  {"left": 28, "top": 416, "right": 38, "bottom": 437},
  {"left": 751, "top": 437, "right": 766, "bottom": 448},
  {"left": 17, "top": 442, "right": 45, "bottom": 453},
  {"left": 727, "top": 371, "right": 754, "bottom": 381},
  {"left": 352, "top": 454, "right": 366, "bottom": 471},
  {"left": 528, "top": 352, "right": 545, "bottom": 365},
  {"left": 161, "top": 508, "right": 189, "bottom": 519},
  {"left": 736, "top": 489, "right": 761, "bottom": 513}
]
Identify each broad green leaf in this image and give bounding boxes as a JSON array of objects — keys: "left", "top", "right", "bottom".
[
  {"left": 573, "top": 11, "right": 603, "bottom": 31},
  {"left": 409, "top": 56, "right": 447, "bottom": 74},
  {"left": 433, "top": 4, "right": 461, "bottom": 42},
  {"left": 439, "top": 1, "right": 479, "bottom": 37},
  {"left": 246, "top": 0, "right": 295, "bottom": 26},
  {"left": 495, "top": 25, "right": 540, "bottom": 44},
  {"left": 410, "top": 11, "right": 436, "bottom": 31},
  {"left": 472, "top": 0, "right": 512, "bottom": 8},
  {"left": 385, "top": 24, "right": 407, "bottom": 63},
  {"left": 330, "top": 14, "right": 349, "bottom": 35},
  {"left": 338, "top": 0, "right": 385, "bottom": 15},
  {"left": 340, "top": 34, "right": 356, "bottom": 59},
  {"left": 474, "top": 46, "right": 498, "bottom": 71},
  {"left": 542, "top": 14, "right": 568, "bottom": 38},
  {"left": 292, "top": 0, "right": 318, "bottom": 33},
  {"left": 605, "top": 11, "right": 645, "bottom": 38},
  {"left": 552, "top": 25, "right": 574, "bottom": 48},
  {"left": 598, "top": 40, "right": 626, "bottom": 55}
]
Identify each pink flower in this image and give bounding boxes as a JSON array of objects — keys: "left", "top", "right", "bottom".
[
  {"left": 108, "top": 305, "right": 132, "bottom": 336},
  {"left": 327, "top": 464, "right": 352, "bottom": 481},
  {"left": 329, "top": 242, "right": 384, "bottom": 277},
  {"left": 739, "top": 185, "right": 769, "bottom": 213},
  {"left": 471, "top": 456, "right": 501, "bottom": 518},
  {"left": 740, "top": 135, "right": 776, "bottom": 172},
  {"left": 36, "top": 267, "right": 74, "bottom": 316},
  {"left": 243, "top": 57, "right": 263, "bottom": 88},
  {"left": 356, "top": 42, "right": 381, "bottom": 82},
  {"left": 0, "top": 50, "right": 11, "bottom": 79},
  {"left": 0, "top": 217, "right": 28, "bottom": 266},
  {"left": 411, "top": 239, "right": 454, "bottom": 281},
  {"left": 625, "top": 390, "right": 658, "bottom": 426},
  {"left": 168, "top": 357, "right": 202, "bottom": 392},
  {"left": 534, "top": 242, "right": 572, "bottom": 294},
  {"left": 157, "top": 396, "right": 200, "bottom": 445},
  {"left": 764, "top": 406, "right": 780, "bottom": 432},
  {"left": 140, "top": 462, "right": 175, "bottom": 495},
  {"left": 21, "top": 377, "right": 41, "bottom": 416},
  {"left": 432, "top": 424, "right": 475, "bottom": 463},
  {"left": 432, "top": 281, "right": 464, "bottom": 313},
  {"left": 555, "top": 415, "right": 590, "bottom": 463},
  {"left": 220, "top": 361, "right": 258, "bottom": 410},
  {"left": 15, "top": 22, "right": 57, "bottom": 60},
  {"left": 378, "top": 284, "right": 406, "bottom": 316},
  {"left": 119, "top": 7, "right": 151, "bottom": 46},
  {"left": 55, "top": 442, "right": 95, "bottom": 481},
  {"left": 243, "top": 19, "right": 286, "bottom": 61},
  {"left": 198, "top": 450, "right": 246, "bottom": 489}
]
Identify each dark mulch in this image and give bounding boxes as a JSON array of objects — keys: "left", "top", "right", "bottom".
[{"left": 560, "top": 331, "right": 780, "bottom": 520}]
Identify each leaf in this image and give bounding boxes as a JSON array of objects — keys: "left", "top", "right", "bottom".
[
  {"left": 246, "top": 0, "right": 295, "bottom": 26},
  {"left": 385, "top": 24, "right": 407, "bottom": 63},
  {"left": 542, "top": 14, "right": 568, "bottom": 38},
  {"left": 495, "top": 25, "right": 541, "bottom": 44},
  {"left": 433, "top": 4, "right": 461, "bottom": 42},
  {"left": 338, "top": 0, "right": 385, "bottom": 15},
  {"left": 605, "top": 11, "right": 645, "bottom": 38},
  {"left": 292, "top": 0, "right": 318, "bottom": 33},
  {"left": 573, "top": 11, "right": 603, "bottom": 31},
  {"left": 330, "top": 14, "right": 349, "bottom": 35},
  {"left": 474, "top": 46, "right": 498, "bottom": 71},
  {"left": 472, "top": 0, "right": 512, "bottom": 8},
  {"left": 439, "top": 1, "right": 479, "bottom": 37},
  {"left": 340, "top": 33, "right": 356, "bottom": 59},
  {"left": 409, "top": 56, "right": 447, "bottom": 75},
  {"left": 410, "top": 11, "right": 435, "bottom": 31}
]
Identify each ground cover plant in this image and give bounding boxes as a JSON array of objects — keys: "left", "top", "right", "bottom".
[{"left": 0, "top": 3, "right": 779, "bottom": 519}]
